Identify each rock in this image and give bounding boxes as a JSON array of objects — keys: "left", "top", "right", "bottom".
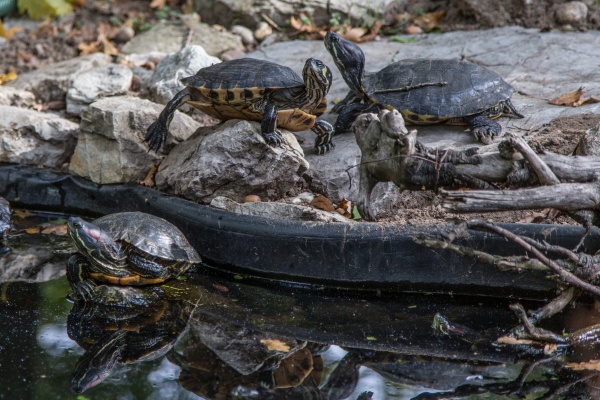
[
  {"left": 555, "top": 1, "right": 588, "bottom": 26},
  {"left": 575, "top": 124, "right": 600, "bottom": 156},
  {"left": 210, "top": 196, "right": 351, "bottom": 223},
  {"left": 66, "top": 64, "right": 133, "bottom": 116},
  {"left": 231, "top": 25, "right": 256, "bottom": 46},
  {"left": 0, "top": 106, "right": 78, "bottom": 168},
  {"left": 254, "top": 22, "right": 273, "bottom": 41},
  {"left": 155, "top": 119, "right": 309, "bottom": 204},
  {"left": 6, "top": 53, "right": 112, "bottom": 103},
  {"left": 121, "top": 15, "right": 243, "bottom": 57},
  {"left": 192, "top": 0, "right": 396, "bottom": 29},
  {"left": 149, "top": 45, "right": 221, "bottom": 106},
  {"left": 68, "top": 96, "right": 201, "bottom": 184},
  {"left": 0, "top": 248, "right": 66, "bottom": 282},
  {"left": 0, "top": 86, "right": 36, "bottom": 108},
  {"left": 113, "top": 25, "right": 135, "bottom": 43}
]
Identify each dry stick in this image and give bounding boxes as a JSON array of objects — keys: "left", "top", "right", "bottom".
[
  {"left": 508, "top": 134, "right": 560, "bottom": 185},
  {"left": 373, "top": 81, "right": 448, "bottom": 94},
  {"left": 465, "top": 220, "right": 600, "bottom": 296}
]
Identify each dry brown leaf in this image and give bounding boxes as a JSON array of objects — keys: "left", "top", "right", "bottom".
[
  {"left": 341, "top": 27, "right": 367, "bottom": 42},
  {"left": 0, "top": 68, "right": 17, "bottom": 85},
  {"left": 576, "top": 95, "right": 600, "bottom": 106},
  {"left": 150, "top": 0, "right": 167, "bottom": 9},
  {"left": 355, "top": 20, "right": 382, "bottom": 43},
  {"left": 140, "top": 163, "right": 159, "bottom": 187},
  {"left": 413, "top": 10, "right": 446, "bottom": 31},
  {"left": 549, "top": 87, "right": 585, "bottom": 106},
  {"left": 78, "top": 41, "right": 101, "bottom": 56},
  {"left": 13, "top": 210, "right": 33, "bottom": 219},
  {"left": 310, "top": 194, "right": 335, "bottom": 212},
  {"left": 101, "top": 38, "right": 119, "bottom": 56},
  {"left": 0, "top": 20, "right": 22, "bottom": 39},
  {"left": 567, "top": 359, "right": 600, "bottom": 371},
  {"left": 41, "top": 224, "right": 68, "bottom": 235},
  {"left": 260, "top": 339, "right": 291, "bottom": 352},
  {"left": 25, "top": 227, "right": 41, "bottom": 234}
]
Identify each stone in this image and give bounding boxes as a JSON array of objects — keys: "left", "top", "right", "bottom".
[
  {"left": 121, "top": 15, "right": 243, "bottom": 57},
  {"left": 0, "top": 106, "right": 78, "bottom": 168},
  {"left": 254, "top": 22, "right": 273, "bottom": 41},
  {"left": 210, "top": 196, "right": 351, "bottom": 223},
  {"left": 149, "top": 45, "right": 221, "bottom": 106},
  {"left": 155, "top": 120, "right": 309, "bottom": 204},
  {"left": 575, "top": 124, "right": 600, "bottom": 157},
  {"left": 231, "top": 25, "right": 256, "bottom": 46},
  {"left": 68, "top": 96, "right": 201, "bottom": 184},
  {"left": 555, "top": 1, "right": 588, "bottom": 26},
  {"left": 66, "top": 64, "right": 133, "bottom": 116},
  {"left": 6, "top": 53, "right": 112, "bottom": 103},
  {"left": 0, "top": 248, "right": 66, "bottom": 282},
  {"left": 0, "top": 86, "right": 36, "bottom": 108}
]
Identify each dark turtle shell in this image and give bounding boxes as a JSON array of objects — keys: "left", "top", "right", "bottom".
[
  {"left": 181, "top": 58, "right": 304, "bottom": 100},
  {"left": 93, "top": 212, "right": 201, "bottom": 264},
  {"left": 364, "top": 59, "right": 515, "bottom": 123}
]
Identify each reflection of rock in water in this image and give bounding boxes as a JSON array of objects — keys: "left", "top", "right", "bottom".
[
  {"left": 170, "top": 312, "right": 363, "bottom": 399},
  {"left": 67, "top": 286, "right": 195, "bottom": 393}
]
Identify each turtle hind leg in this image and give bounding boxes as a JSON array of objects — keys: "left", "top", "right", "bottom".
[
  {"left": 67, "top": 254, "right": 98, "bottom": 302},
  {"left": 312, "top": 118, "right": 335, "bottom": 155},
  {"left": 464, "top": 115, "right": 502, "bottom": 144},
  {"left": 127, "top": 250, "right": 172, "bottom": 281},
  {"left": 145, "top": 89, "right": 191, "bottom": 152}
]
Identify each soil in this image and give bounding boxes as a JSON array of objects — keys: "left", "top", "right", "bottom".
[{"left": 1, "top": 0, "right": 598, "bottom": 228}]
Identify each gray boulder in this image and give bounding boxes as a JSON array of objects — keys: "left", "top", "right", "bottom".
[
  {"left": 0, "top": 87, "right": 36, "bottom": 108},
  {"left": 68, "top": 96, "right": 201, "bottom": 184},
  {"left": 149, "top": 45, "right": 220, "bottom": 106},
  {"left": 6, "top": 53, "right": 112, "bottom": 103},
  {"left": 66, "top": 64, "right": 133, "bottom": 116},
  {"left": 0, "top": 106, "right": 78, "bottom": 168},
  {"left": 155, "top": 120, "right": 309, "bottom": 204}
]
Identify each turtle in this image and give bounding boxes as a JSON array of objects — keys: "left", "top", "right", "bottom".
[
  {"left": 324, "top": 31, "right": 524, "bottom": 143},
  {"left": 145, "top": 57, "right": 336, "bottom": 154},
  {"left": 67, "top": 211, "right": 201, "bottom": 301}
]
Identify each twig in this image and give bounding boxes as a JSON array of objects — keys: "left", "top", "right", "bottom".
[
  {"left": 373, "top": 81, "right": 448, "bottom": 94},
  {"left": 507, "top": 135, "right": 559, "bottom": 185}
]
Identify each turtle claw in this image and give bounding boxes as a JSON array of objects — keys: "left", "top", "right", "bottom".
[
  {"left": 315, "top": 141, "right": 335, "bottom": 155},
  {"left": 263, "top": 131, "right": 282, "bottom": 147},
  {"left": 467, "top": 115, "right": 502, "bottom": 144},
  {"left": 72, "top": 280, "right": 98, "bottom": 302},
  {"left": 145, "top": 121, "right": 167, "bottom": 152}
]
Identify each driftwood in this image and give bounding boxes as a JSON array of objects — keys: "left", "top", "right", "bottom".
[{"left": 353, "top": 109, "right": 600, "bottom": 220}]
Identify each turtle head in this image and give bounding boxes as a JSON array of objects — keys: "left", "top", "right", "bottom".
[
  {"left": 324, "top": 31, "right": 366, "bottom": 96},
  {"left": 302, "top": 58, "right": 333, "bottom": 95},
  {"left": 68, "top": 217, "right": 124, "bottom": 273}
]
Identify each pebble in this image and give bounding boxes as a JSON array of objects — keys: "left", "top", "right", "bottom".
[
  {"left": 555, "top": 1, "right": 588, "bottom": 26},
  {"left": 254, "top": 22, "right": 273, "bottom": 41},
  {"left": 231, "top": 25, "right": 256, "bottom": 46},
  {"left": 113, "top": 26, "right": 135, "bottom": 43},
  {"left": 405, "top": 26, "right": 423, "bottom": 34},
  {"left": 244, "top": 194, "right": 261, "bottom": 203}
]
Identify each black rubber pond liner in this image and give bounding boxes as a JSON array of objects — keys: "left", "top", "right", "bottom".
[{"left": 1, "top": 163, "right": 597, "bottom": 299}]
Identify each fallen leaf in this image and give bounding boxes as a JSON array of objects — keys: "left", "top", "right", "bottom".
[
  {"left": 0, "top": 68, "right": 17, "bottom": 85},
  {"left": 567, "top": 359, "right": 600, "bottom": 371},
  {"left": 341, "top": 27, "right": 367, "bottom": 42},
  {"left": 140, "top": 163, "right": 159, "bottom": 187},
  {"left": 549, "top": 87, "right": 585, "bottom": 106},
  {"left": 260, "top": 339, "right": 290, "bottom": 352},
  {"left": 0, "top": 20, "right": 22, "bottom": 39},
  {"left": 101, "top": 38, "right": 119, "bottom": 56},
  {"left": 150, "top": 0, "right": 167, "bottom": 9},
  {"left": 310, "top": 194, "right": 335, "bottom": 212},
  {"left": 18, "top": 0, "right": 74, "bottom": 20},
  {"left": 25, "top": 227, "right": 41, "bottom": 234},
  {"left": 496, "top": 335, "right": 535, "bottom": 345},
  {"left": 78, "top": 41, "right": 100, "bottom": 56},
  {"left": 355, "top": 20, "right": 382, "bottom": 43},
  {"left": 413, "top": 10, "right": 446, "bottom": 31},
  {"left": 41, "top": 224, "right": 68, "bottom": 235},
  {"left": 13, "top": 210, "right": 33, "bottom": 219}
]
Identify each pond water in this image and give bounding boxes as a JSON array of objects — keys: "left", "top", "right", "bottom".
[{"left": 1, "top": 211, "right": 600, "bottom": 399}]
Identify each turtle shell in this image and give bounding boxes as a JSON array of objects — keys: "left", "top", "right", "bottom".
[
  {"left": 364, "top": 59, "right": 515, "bottom": 124},
  {"left": 92, "top": 212, "right": 201, "bottom": 264},
  {"left": 180, "top": 58, "right": 325, "bottom": 131}
]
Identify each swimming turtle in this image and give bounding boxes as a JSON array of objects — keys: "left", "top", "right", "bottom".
[
  {"left": 145, "top": 57, "right": 336, "bottom": 154},
  {"left": 324, "top": 31, "right": 523, "bottom": 143},
  {"left": 67, "top": 212, "right": 201, "bottom": 301}
]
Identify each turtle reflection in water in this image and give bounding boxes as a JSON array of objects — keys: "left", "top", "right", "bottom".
[
  {"left": 145, "top": 57, "right": 336, "bottom": 154},
  {"left": 66, "top": 212, "right": 201, "bottom": 301},
  {"left": 324, "top": 31, "right": 523, "bottom": 143},
  {"left": 67, "top": 285, "right": 196, "bottom": 393}
]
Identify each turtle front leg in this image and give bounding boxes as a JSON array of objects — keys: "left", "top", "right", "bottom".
[
  {"left": 67, "top": 254, "right": 98, "bottom": 302},
  {"left": 145, "top": 88, "right": 191, "bottom": 152},
  {"left": 260, "top": 101, "right": 283, "bottom": 146},
  {"left": 312, "top": 118, "right": 335, "bottom": 155},
  {"left": 464, "top": 115, "right": 502, "bottom": 145},
  {"left": 331, "top": 90, "right": 362, "bottom": 113}
]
